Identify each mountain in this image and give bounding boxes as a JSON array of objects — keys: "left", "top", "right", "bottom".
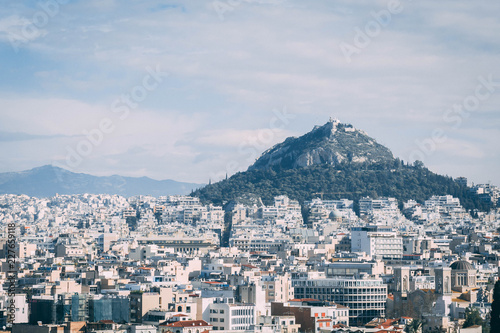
[
  {"left": 193, "top": 119, "right": 491, "bottom": 212},
  {"left": 250, "top": 119, "right": 394, "bottom": 171},
  {"left": 0, "top": 165, "right": 203, "bottom": 198}
]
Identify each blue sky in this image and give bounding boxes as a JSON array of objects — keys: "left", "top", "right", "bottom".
[{"left": 0, "top": 0, "right": 499, "bottom": 185}]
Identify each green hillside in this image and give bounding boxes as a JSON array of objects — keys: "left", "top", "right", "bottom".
[{"left": 192, "top": 160, "right": 491, "bottom": 212}]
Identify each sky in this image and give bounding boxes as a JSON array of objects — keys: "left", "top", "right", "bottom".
[{"left": 0, "top": 0, "right": 499, "bottom": 185}]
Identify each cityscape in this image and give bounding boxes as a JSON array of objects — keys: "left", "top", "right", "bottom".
[
  {"left": 0, "top": 119, "right": 499, "bottom": 333},
  {"left": 1, "top": 1, "right": 499, "bottom": 333}
]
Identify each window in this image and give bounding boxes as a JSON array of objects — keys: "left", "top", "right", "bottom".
[
  {"left": 220, "top": 310, "right": 224, "bottom": 314},
  {"left": 220, "top": 318, "right": 224, "bottom": 322}
]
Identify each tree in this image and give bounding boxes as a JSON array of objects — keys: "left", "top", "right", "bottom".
[
  {"left": 427, "top": 326, "right": 446, "bottom": 333},
  {"left": 491, "top": 280, "right": 500, "bottom": 331},
  {"left": 463, "top": 307, "right": 483, "bottom": 328},
  {"left": 154, "top": 211, "right": 162, "bottom": 223},
  {"left": 477, "top": 287, "right": 489, "bottom": 303},
  {"left": 126, "top": 216, "right": 137, "bottom": 231},
  {"left": 404, "top": 319, "right": 422, "bottom": 333},
  {"left": 413, "top": 160, "right": 424, "bottom": 168}
]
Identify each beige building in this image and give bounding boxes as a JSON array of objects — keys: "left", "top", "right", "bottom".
[
  {"left": 260, "top": 273, "right": 294, "bottom": 303},
  {"left": 51, "top": 280, "right": 82, "bottom": 295},
  {"left": 130, "top": 288, "right": 173, "bottom": 323}
]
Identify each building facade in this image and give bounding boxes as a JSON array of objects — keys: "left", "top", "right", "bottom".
[{"left": 292, "top": 277, "right": 386, "bottom": 325}]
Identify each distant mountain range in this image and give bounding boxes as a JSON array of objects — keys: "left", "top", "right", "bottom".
[
  {"left": 0, "top": 165, "right": 203, "bottom": 198},
  {"left": 193, "top": 119, "right": 491, "bottom": 212}
]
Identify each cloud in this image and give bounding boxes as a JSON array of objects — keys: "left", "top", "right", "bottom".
[
  {"left": 0, "top": 97, "right": 109, "bottom": 136},
  {"left": 0, "top": 15, "right": 46, "bottom": 44},
  {"left": 0, "top": 131, "right": 77, "bottom": 142},
  {"left": 0, "top": 0, "right": 499, "bottom": 185}
]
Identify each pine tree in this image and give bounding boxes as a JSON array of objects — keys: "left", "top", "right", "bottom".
[
  {"left": 491, "top": 280, "right": 500, "bottom": 332},
  {"left": 463, "top": 307, "right": 483, "bottom": 328}
]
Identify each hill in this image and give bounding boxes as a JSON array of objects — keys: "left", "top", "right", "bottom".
[
  {"left": 250, "top": 118, "right": 394, "bottom": 171},
  {"left": 0, "top": 165, "right": 203, "bottom": 198},
  {"left": 193, "top": 120, "right": 491, "bottom": 212}
]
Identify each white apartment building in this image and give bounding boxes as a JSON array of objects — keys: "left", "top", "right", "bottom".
[
  {"left": 167, "top": 196, "right": 201, "bottom": 207},
  {"left": 229, "top": 236, "right": 288, "bottom": 253},
  {"left": 261, "top": 196, "right": 302, "bottom": 221},
  {"left": 1, "top": 294, "right": 29, "bottom": 324},
  {"left": 306, "top": 199, "right": 354, "bottom": 210},
  {"left": 351, "top": 226, "right": 403, "bottom": 259},
  {"left": 425, "top": 195, "right": 465, "bottom": 214},
  {"left": 359, "top": 197, "right": 398, "bottom": 216},
  {"left": 309, "top": 305, "right": 350, "bottom": 328},
  {"left": 207, "top": 300, "right": 256, "bottom": 331},
  {"left": 199, "top": 205, "right": 224, "bottom": 226}
]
